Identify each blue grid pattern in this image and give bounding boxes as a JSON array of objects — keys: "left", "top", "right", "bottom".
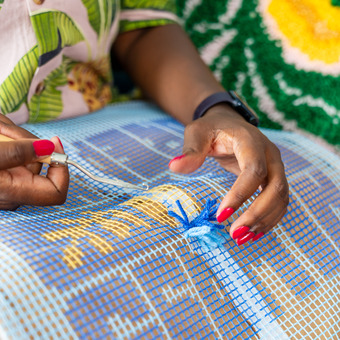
[{"left": 0, "top": 101, "right": 339, "bottom": 340}]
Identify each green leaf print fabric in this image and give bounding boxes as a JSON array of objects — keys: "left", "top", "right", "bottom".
[
  {"left": 0, "top": 47, "right": 39, "bottom": 115},
  {"left": 81, "top": 0, "right": 116, "bottom": 35},
  {"left": 30, "top": 11, "right": 85, "bottom": 64},
  {"left": 122, "top": 0, "right": 176, "bottom": 12},
  {"left": 0, "top": 0, "right": 177, "bottom": 123},
  {"left": 28, "top": 57, "right": 75, "bottom": 123},
  {"left": 120, "top": 0, "right": 178, "bottom": 32}
]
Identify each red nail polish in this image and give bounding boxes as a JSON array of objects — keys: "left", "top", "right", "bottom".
[
  {"left": 168, "top": 154, "right": 185, "bottom": 167},
  {"left": 33, "top": 140, "right": 55, "bottom": 156},
  {"left": 236, "top": 232, "right": 255, "bottom": 246},
  {"left": 56, "top": 136, "right": 64, "bottom": 150},
  {"left": 252, "top": 232, "right": 264, "bottom": 242},
  {"left": 232, "top": 226, "right": 250, "bottom": 239},
  {"left": 216, "top": 207, "right": 235, "bottom": 223}
]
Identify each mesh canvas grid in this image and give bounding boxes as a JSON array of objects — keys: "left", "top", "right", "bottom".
[{"left": 0, "top": 101, "right": 339, "bottom": 340}]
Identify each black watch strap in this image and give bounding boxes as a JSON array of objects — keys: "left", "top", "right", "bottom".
[{"left": 193, "top": 91, "right": 259, "bottom": 127}]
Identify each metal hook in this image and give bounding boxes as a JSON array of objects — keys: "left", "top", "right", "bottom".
[{"left": 50, "top": 153, "right": 148, "bottom": 191}]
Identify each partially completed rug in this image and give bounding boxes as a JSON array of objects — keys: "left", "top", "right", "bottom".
[
  {"left": 0, "top": 101, "right": 339, "bottom": 339},
  {"left": 176, "top": 0, "right": 340, "bottom": 150}
]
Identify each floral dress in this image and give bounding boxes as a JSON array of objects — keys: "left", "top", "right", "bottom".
[{"left": 0, "top": 0, "right": 177, "bottom": 124}]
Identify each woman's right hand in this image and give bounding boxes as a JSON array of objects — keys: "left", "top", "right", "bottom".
[{"left": 0, "top": 114, "right": 69, "bottom": 210}]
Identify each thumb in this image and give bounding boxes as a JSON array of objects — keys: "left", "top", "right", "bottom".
[
  {"left": 169, "top": 122, "right": 212, "bottom": 174},
  {"left": 0, "top": 139, "right": 55, "bottom": 170}
]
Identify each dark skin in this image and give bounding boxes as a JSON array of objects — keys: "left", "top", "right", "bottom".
[
  {"left": 0, "top": 24, "right": 289, "bottom": 242},
  {"left": 0, "top": 114, "right": 68, "bottom": 210},
  {"left": 113, "top": 24, "right": 289, "bottom": 239}
]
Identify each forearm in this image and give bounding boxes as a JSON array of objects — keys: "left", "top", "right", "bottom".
[{"left": 112, "top": 24, "right": 225, "bottom": 125}]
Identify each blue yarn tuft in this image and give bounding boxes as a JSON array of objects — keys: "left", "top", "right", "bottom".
[{"left": 168, "top": 199, "right": 230, "bottom": 251}]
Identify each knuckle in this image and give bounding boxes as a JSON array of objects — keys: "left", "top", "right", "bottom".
[
  {"left": 185, "top": 121, "right": 197, "bottom": 133},
  {"left": 246, "top": 162, "right": 267, "bottom": 180},
  {"left": 246, "top": 207, "right": 262, "bottom": 222},
  {"left": 55, "top": 192, "right": 67, "bottom": 205},
  {"left": 233, "top": 190, "right": 249, "bottom": 205},
  {"left": 57, "top": 197, "right": 67, "bottom": 206},
  {"left": 274, "top": 180, "right": 290, "bottom": 205},
  {"left": 185, "top": 120, "right": 205, "bottom": 136},
  {"left": 0, "top": 183, "right": 19, "bottom": 212},
  {"left": 0, "top": 171, "right": 12, "bottom": 187},
  {"left": 1, "top": 143, "right": 26, "bottom": 167},
  {"left": 270, "top": 142, "right": 281, "bottom": 155},
  {"left": 0, "top": 118, "right": 13, "bottom": 131},
  {"left": 270, "top": 144, "right": 286, "bottom": 166},
  {"left": 10, "top": 144, "right": 26, "bottom": 164}
]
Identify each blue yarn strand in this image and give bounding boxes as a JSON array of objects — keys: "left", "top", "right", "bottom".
[{"left": 168, "top": 199, "right": 230, "bottom": 251}]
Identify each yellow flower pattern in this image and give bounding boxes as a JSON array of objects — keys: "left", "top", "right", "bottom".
[{"left": 266, "top": 0, "right": 340, "bottom": 64}]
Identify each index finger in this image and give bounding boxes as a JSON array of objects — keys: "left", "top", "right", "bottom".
[{"left": 216, "top": 138, "right": 269, "bottom": 222}]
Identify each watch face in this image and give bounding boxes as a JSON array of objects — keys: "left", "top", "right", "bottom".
[{"left": 229, "top": 91, "right": 259, "bottom": 126}]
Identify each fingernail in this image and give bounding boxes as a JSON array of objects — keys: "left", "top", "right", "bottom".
[
  {"left": 168, "top": 154, "right": 185, "bottom": 167},
  {"left": 252, "top": 232, "right": 264, "bottom": 242},
  {"left": 33, "top": 140, "right": 55, "bottom": 156},
  {"left": 216, "top": 207, "right": 235, "bottom": 223},
  {"left": 56, "top": 136, "right": 64, "bottom": 150},
  {"left": 236, "top": 232, "right": 255, "bottom": 246},
  {"left": 232, "top": 226, "right": 250, "bottom": 239}
]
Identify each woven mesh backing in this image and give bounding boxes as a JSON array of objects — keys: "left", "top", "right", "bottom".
[{"left": 0, "top": 101, "right": 339, "bottom": 340}]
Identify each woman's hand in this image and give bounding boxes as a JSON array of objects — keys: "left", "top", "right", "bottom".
[
  {"left": 114, "top": 24, "right": 289, "bottom": 244},
  {"left": 169, "top": 105, "right": 289, "bottom": 245},
  {"left": 0, "top": 114, "right": 69, "bottom": 210}
]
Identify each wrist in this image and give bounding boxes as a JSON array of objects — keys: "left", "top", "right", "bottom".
[
  {"left": 201, "top": 103, "right": 246, "bottom": 123},
  {"left": 193, "top": 91, "right": 259, "bottom": 127}
]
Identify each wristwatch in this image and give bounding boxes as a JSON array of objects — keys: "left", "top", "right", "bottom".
[{"left": 193, "top": 91, "right": 260, "bottom": 127}]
